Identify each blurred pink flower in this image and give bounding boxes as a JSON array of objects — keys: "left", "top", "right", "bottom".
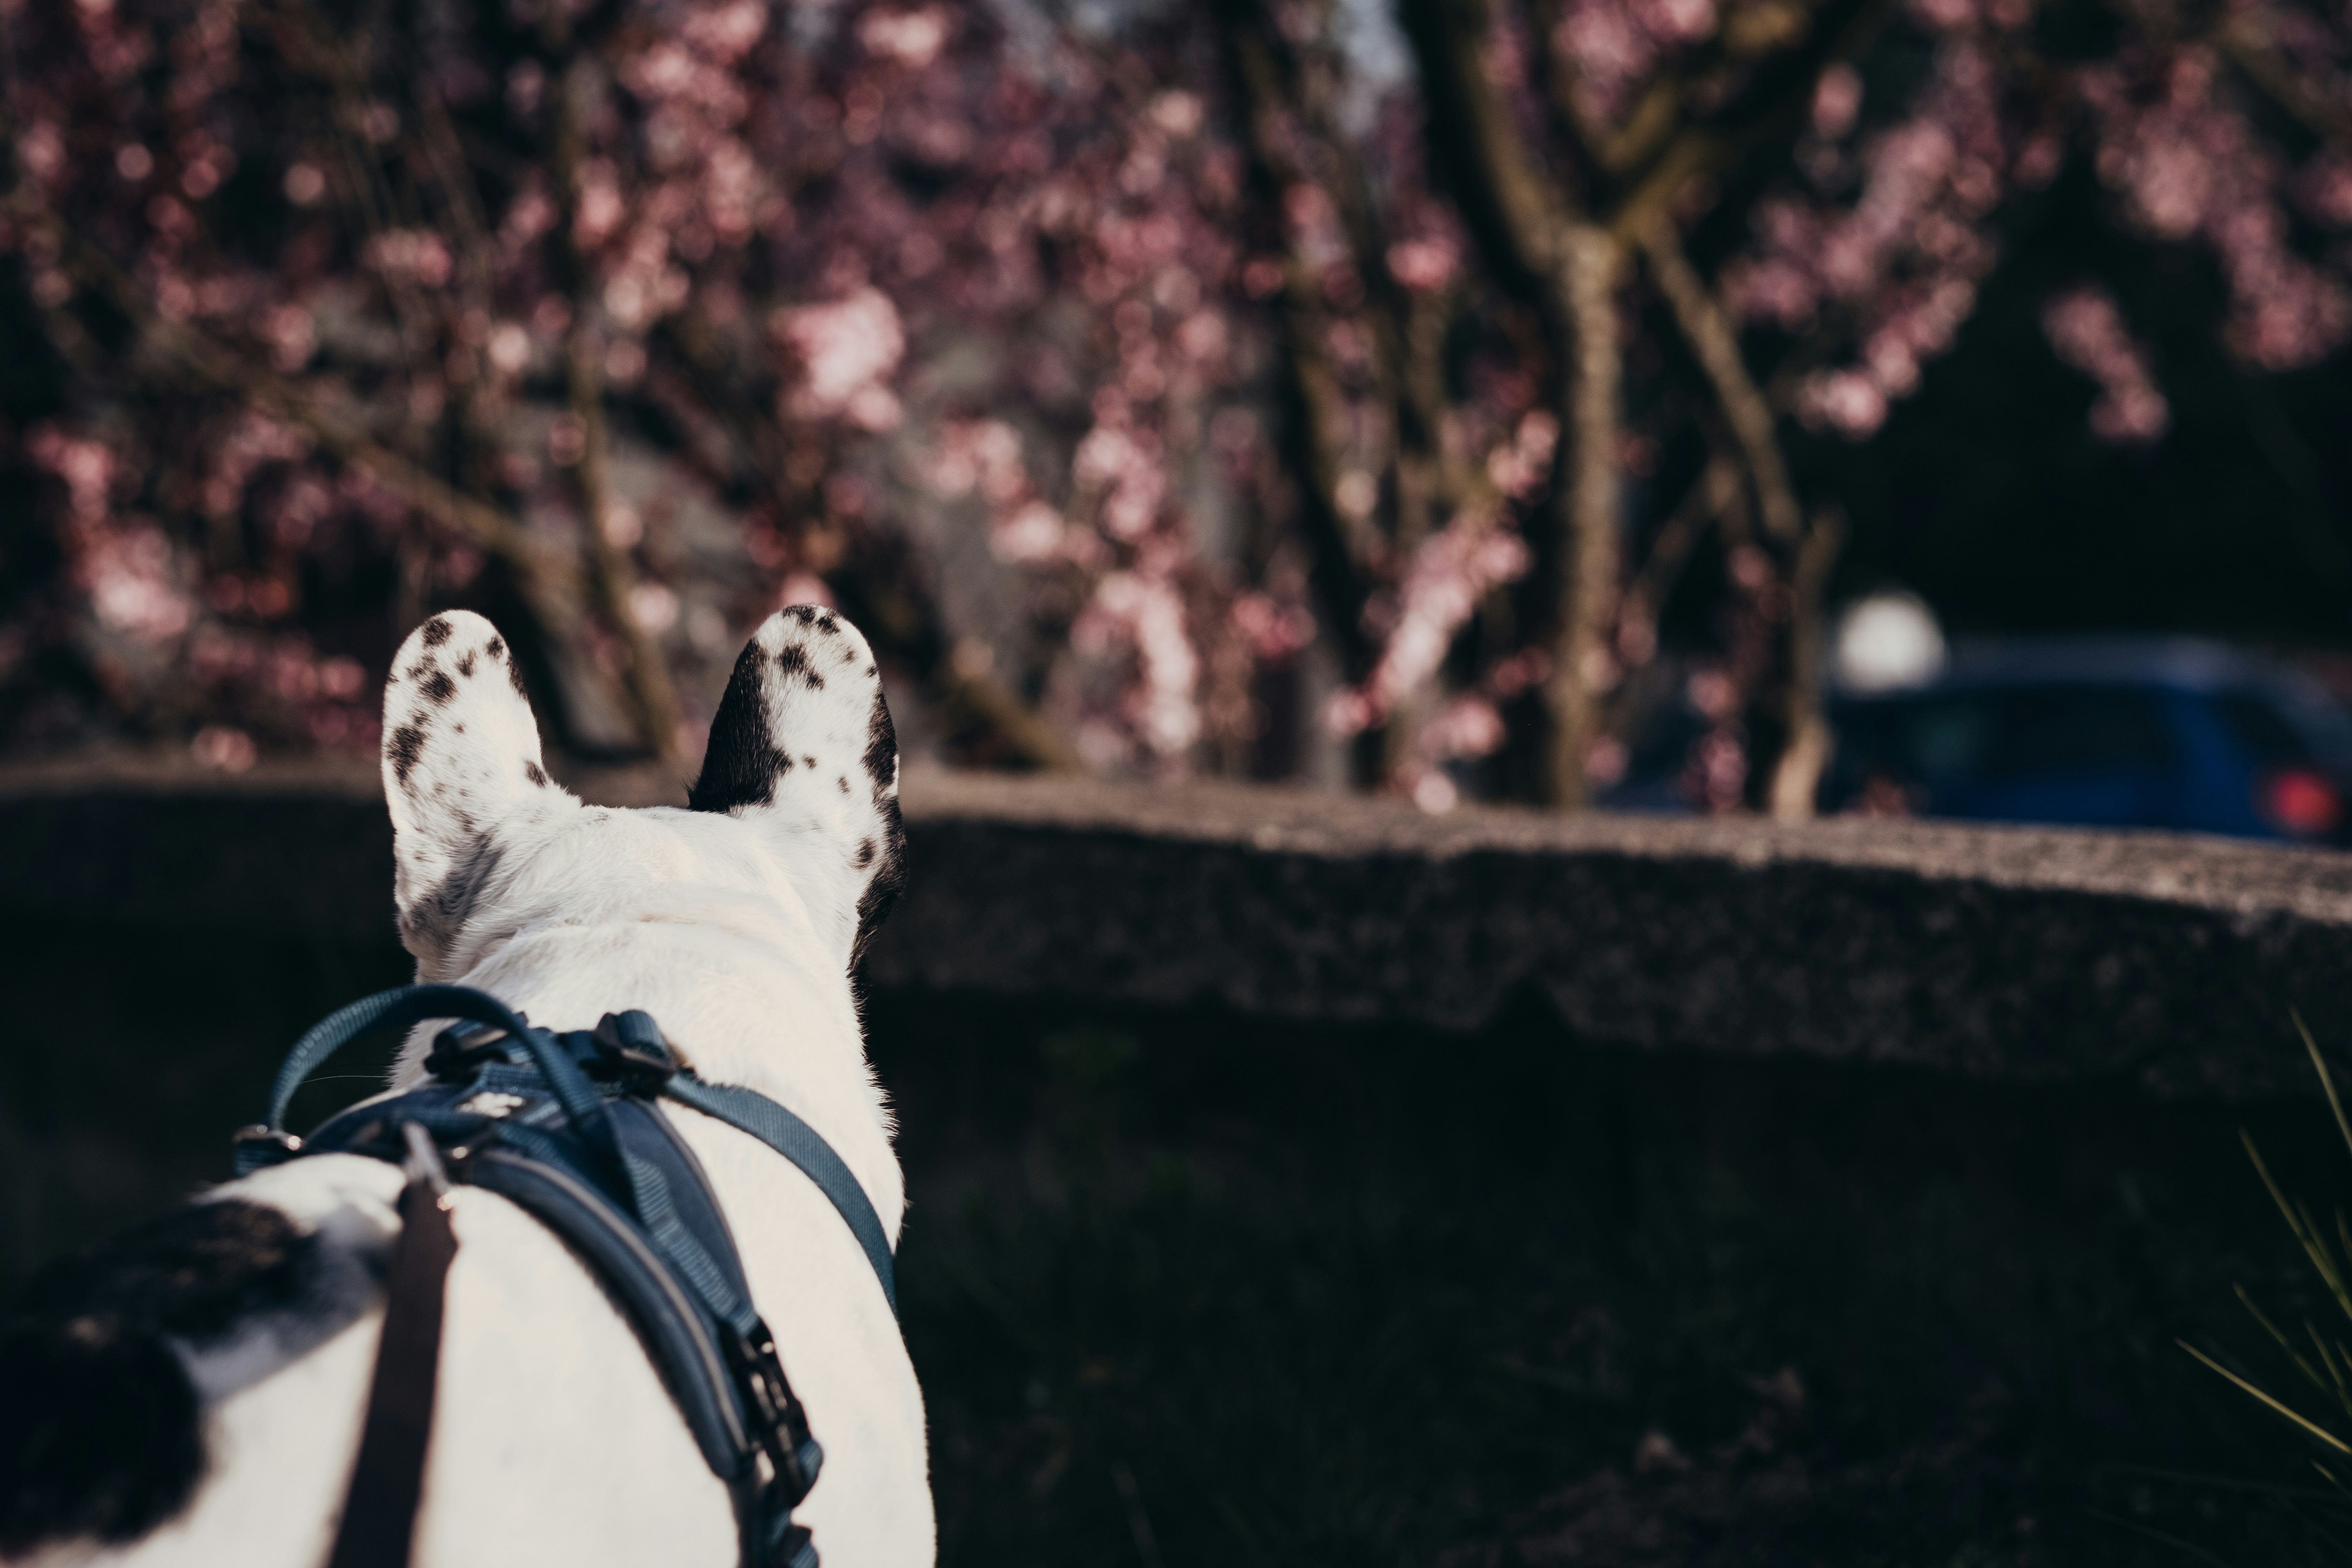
[{"left": 2042, "top": 285, "right": 2170, "bottom": 443}]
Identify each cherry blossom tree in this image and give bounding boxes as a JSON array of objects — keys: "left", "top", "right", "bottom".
[{"left": 2, "top": 0, "right": 2347, "bottom": 812}]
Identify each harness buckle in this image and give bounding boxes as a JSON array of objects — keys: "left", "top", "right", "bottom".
[
  {"left": 424, "top": 1020, "right": 517, "bottom": 1081},
  {"left": 590, "top": 1012, "right": 678, "bottom": 1092},
  {"left": 230, "top": 1124, "right": 302, "bottom": 1172},
  {"left": 724, "top": 1324, "right": 823, "bottom": 1507}
]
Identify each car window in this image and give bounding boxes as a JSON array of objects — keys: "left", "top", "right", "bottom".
[
  {"left": 1993, "top": 686, "right": 2174, "bottom": 775},
  {"left": 1895, "top": 684, "right": 2173, "bottom": 782},
  {"left": 2214, "top": 691, "right": 2316, "bottom": 767}
]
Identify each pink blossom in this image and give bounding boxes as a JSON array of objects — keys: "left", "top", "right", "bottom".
[
  {"left": 1813, "top": 64, "right": 1863, "bottom": 140},
  {"left": 191, "top": 724, "right": 258, "bottom": 771},
  {"left": 858, "top": 7, "right": 950, "bottom": 67},
  {"left": 1388, "top": 236, "right": 1462, "bottom": 291},
  {"left": 1329, "top": 508, "right": 1534, "bottom": 735},
  {"left": 1420, "top": 695, "right": 1507, "bottom": 761},
  {"left": 83, "top": 525, "right": 193, "bottom": 642},
  {"left": 362, "top": 230, "right": 453, "bottom": 288},
  {"left": 778, "top": 287, "right": 907, "bottom": 417},
  {"left": 2042, "top": 285, "right": 2170, "bottom": 443}
]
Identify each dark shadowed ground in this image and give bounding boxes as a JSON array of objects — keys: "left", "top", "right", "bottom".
[{"left": 4, "top": 915, "right": 2348, "bottom": 1564}]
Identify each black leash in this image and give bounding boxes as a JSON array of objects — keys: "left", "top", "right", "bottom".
[{"left": 326, "top": 1126, "right": 457, "bottom": 1568}]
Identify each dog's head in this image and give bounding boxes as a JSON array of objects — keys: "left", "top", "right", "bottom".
[{"left": 379, "top": 606, "right": 905, "bottom": 987}]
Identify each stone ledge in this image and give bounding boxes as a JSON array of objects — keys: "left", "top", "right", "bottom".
[{"left": 5, "top": 755, "right": 2348, "bottom": 1096}]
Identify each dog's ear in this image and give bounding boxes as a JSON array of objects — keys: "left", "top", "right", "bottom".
[
  {"left": 689, "top": 606, "right": 906, "bottom": 970},
  {"left": 381, "top": 611, "right": 573, "bottom": 976}
]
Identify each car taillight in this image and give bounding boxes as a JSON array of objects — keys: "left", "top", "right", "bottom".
[{"left": 2257, "top": 768, "right": 2343, "bottom": 838}]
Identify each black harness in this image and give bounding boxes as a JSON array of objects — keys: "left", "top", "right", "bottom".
[{"left": 233, "top": 984, "right": 897, "bottom": 1568}]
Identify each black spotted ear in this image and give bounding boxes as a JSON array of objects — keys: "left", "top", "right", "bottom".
[
  {"left": 381, "top": 611, "right": 573, "bottom": 977},
  {"left": 690, "top": 606, "right": 906, "bottom": 968}
]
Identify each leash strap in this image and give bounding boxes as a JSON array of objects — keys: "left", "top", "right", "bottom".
[
  {"left": 327, "top": 1126, "right": 458, "bottom": 1568},
  {"left": 662, "top": 1075, "right": 897, "bottom": 1319}
]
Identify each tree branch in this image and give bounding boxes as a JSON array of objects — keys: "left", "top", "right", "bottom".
[
  {"left": 650, "top": 317, "right": 1079, "bottom": 772},
  {"left": 1637, "top": 218, "right": 1801, "bottom": 544},
  {"left": 1399, "top": 0, "right": 1627, "bottom": 810},
  {"left": 1765, "top": 508, "right": 1844, "bottom": 820},
  {"left": 2214, "top": 15, "right": 2352, "bottom": 157},
  {"left": 549, "top": 52, "right": 682, "bottom": 765},
  {"left": 1545, "top": 226, "right": 1626, "bottom": 810},
  {"left": 1595, "top": 0, "right": 1900, "bottom": 247},
  {"left": 6, "top": 191, "right": 578, "bottom": 599}
]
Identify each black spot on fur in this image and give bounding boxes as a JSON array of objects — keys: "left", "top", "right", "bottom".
[
  {"left": 506, "top": 650, "right": 529, "bottom": 697},
  {"left": 862, "top": 689, "right": 897, "bottom": 790},
  {"left": 417, "top": 668, "right": 458, "bottom": 708},
  {"left": 387, "top": 724, "right": 428, "bottom": 787},
  {"left": 524, "top": 759, "right": 550, "bottom": 788},
  {"left": 803, "top": 755, "right": 817, "bottom": 771},
  {"left": 453, "top": 723, "right": 466, "bottom": 735},
  {"left": 689, "top": 641, "right": 791, "bottom": 813},
  {"left": 0, "top": 1203, "right": 316, "bottom": 1556},
  {"left": 855, "top": 838, "right": 876, "bottom": 868},
  {"left": 788, "top": 605, "right": 816, "bottom": 625},
  {"left": 838, "top": 776, "right": 851, "bottom": 795},
  {"left": 776, "top": 643, "right": 824, "bottom": 691},
  {"left": 850, "top": 689, "right": 906, "bottom": 969},
  {"left": 842, "top": 647, "right": 856, "bottom": 664},
  {"left": 421, "top": 616, "right": 453, "bottom": 647},
  {"left": 485, "top": 635, "right": 504, "bottom": 659},
  {"left": 399, "top": 833, "right": 503, "bottom": 966},
  {"left": 816, "top": 613, "right": 838, "bottom": 634},
  {"left": 456, "top": 652, "right": 477, "bottom": 678},
  {"left": 852, "top": 794, "right": 907, "bottom": 972}
]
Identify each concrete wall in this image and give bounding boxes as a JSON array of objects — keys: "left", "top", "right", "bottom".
[{"left": 7, "top": 756, "right": 2352, "bottom": 1097}]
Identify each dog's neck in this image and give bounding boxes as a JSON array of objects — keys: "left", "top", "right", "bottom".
[{"left": 393, "top": 879, "right": 904, "bottom": 1240}]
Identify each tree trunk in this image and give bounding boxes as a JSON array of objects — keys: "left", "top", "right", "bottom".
[
  {"left": 1544, "top": 226, "right": 1625, "bottom": 811},
  {"left": 551, "top": 54, "right": 681, "bottom": 767},
  {"left": 1766, "top": 510, "right": 1845, "bottom": 820}
]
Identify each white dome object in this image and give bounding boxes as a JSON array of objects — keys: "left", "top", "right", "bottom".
[{"left": 1834, "top": 592, "right": 1947, "bottom": 692}]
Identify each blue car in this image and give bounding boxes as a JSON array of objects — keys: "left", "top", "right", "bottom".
[{"left": 1820, "top": 638, "right": 2352, "bottom": 844}]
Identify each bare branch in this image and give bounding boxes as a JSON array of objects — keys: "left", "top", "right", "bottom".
[
  {"left": 650, "top": 317, "right": 1079, "bottom": 773},
  {"left": 1637, "top": 218, "right": 1802, "bottom": 544},
  {"left": 6, "top": 192, "right": 577, "bottom": 594},
  {"left": 2215, "top": 16, "right": 2352, "bottom": 157},
  {"left": 548, "top": 53, "right": 682, "bottom": 766},
  {"left": 1624, "top": 449, "right": 1741, "bottom": 629},
  {"left": 1398, "top": 0, "right": 1628, "bottom": 810},
  {"left": 1766, "top": 509, "right": 1845, "bottom": 821},
  {"left": 1545, "top": 226, "right": 1627, "bottom": 811}
]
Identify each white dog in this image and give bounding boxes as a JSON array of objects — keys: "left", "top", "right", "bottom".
[{"left": 0, "top": 607, "right": 932, "bottom": 1567}]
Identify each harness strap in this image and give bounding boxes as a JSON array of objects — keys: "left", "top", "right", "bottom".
[
  {"left": 245, "top": 983, "right": 889, "bottom": 1568},
  {"left": 327, "top": 1126, "right": 458, "bottom": 1568},
  {"left": 662, "top": 1075, "right": 898, "bottom": 1319},
  {"left": 243, "top": 984, "right": 609, "bottom": 1174}
]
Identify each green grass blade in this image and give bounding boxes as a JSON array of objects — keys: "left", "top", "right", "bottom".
[
  {"left": 2312, "top": 1321, "right": 2352, "bottom": 1415},
  {"left": 2334, "top": 1215, "right": 2352, "bottom": 1325},
  {"left": 2246, "top": 1132, "right": 2314, "bottom": 1246},
  {"left": 2180, "top": 1340, "right": 2352, "bottom": 1453},
  {"left": 2294, "top": 1009, "right": 2352, "bottom": 1167},
  {"left": 2244, "top": 1133, "right": 2352, "bottom": 1320},
  {"left": 2235, "top": 1285, "right": 2330, "bottom": 1396}
]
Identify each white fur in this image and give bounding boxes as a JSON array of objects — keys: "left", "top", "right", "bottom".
[{"left": 50, "top": 609, "right": 931, "bottom": 1567}]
